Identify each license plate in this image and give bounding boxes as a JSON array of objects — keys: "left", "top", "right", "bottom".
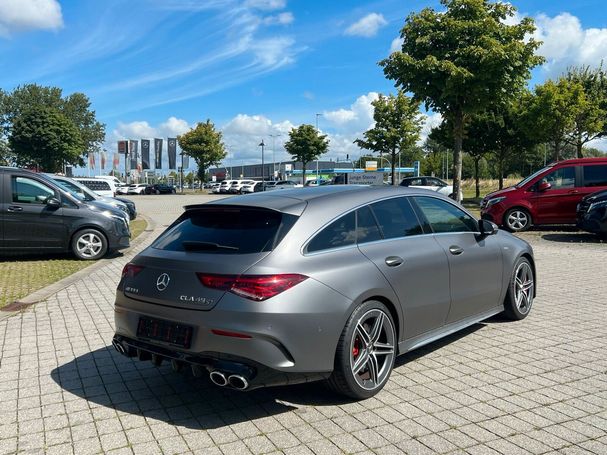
[{"left": 136, "top": 317, "right": 193, "bottom": 348}]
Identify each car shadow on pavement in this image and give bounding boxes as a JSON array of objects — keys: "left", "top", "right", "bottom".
[
  {"left": 51, "top": 323, "right": 490, "bottom": 427},
  {"left": 540, "top": 232, "right": 604, "bottom": 243}
]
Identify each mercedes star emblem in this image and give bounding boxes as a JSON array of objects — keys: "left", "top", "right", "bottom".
[{"left": 156, "top": 273, "right": 170, "bottom": 291}]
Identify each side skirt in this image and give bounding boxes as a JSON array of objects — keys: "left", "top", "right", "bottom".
[{"left": 398, "top": 306, "right": 503, "bottom": 355}]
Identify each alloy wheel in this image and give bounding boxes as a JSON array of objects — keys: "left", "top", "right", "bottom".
[
  {"left": 349, "top": 309, "right": 395, "bottom": 391},
  {"left": 514, "top": 261, "right": 534, "bottom": 314},
  {"left": 507, "top": 210, "right": 529, "bottom": 231},
  {"left": 76, "top": 233, "right": 103, "bottom": 259}
]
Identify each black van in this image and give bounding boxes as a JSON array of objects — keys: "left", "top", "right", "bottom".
[{"left": 0, "top": 167, "right": 130, "bottom": 260}]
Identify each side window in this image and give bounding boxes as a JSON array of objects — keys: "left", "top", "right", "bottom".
[
  {"left": 583, "top": 165, "right": 607, "bottom": 187},
  {"left": 427, "top": 178, "right": 446, "bottom": 187},
  {"left": 408, "top": 178, "right": 424, "bottom": 186},
  {"left": 541, "top": 167, "right": 575, "bottom": 189},
  {"left": 356, "top": 206, "right": 382, "bottom": 244},
  {"left": 307, "top": 211, "right": 356, "bottom": 253},
  {"left": 413, "top": 196, "right": 478, "bottom": 233},
  {"left": 12, "top": 177, "right": 55, "bottom": 204},
  {"left": 370, "top": 197, "right": 423, "bottom": 239}
]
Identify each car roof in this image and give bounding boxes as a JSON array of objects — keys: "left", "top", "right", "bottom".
[{"left": 191, "top": 185, "right": 443, "bottom": 216}]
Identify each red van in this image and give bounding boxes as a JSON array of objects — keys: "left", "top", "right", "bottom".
[{"left": 481, "top": 158, "right": 607, "bottom": 232}]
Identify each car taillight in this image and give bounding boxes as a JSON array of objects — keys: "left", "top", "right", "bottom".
[
  {"left": 197, "top": 273, "right": 308, "bottom": 301},
  {"left": 122, "top": 263, "right": 144, "bottom": 279}
]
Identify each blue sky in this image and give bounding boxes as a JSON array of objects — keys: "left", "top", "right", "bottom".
[{"left": 1, "top": 0, "right": 607, "bottom": 172}]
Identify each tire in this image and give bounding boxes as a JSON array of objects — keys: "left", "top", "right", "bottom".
[
  {"left": 503, "top": 257, "right": 534, "bottom": 320},
  {"left": 71, "top": 229, "right": 108, "bottom": 260},
  {"left": 504, "top": 208, "right": 532, "bottom": 232},
  {"left": 327, "top": 301, "right": 396, "bottom": 399}
]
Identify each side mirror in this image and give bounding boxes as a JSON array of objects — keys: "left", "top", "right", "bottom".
[
  {"left": 46, "top": 197, "right": 61, "bottom": 209},
  {"left": 538, "top": 181, "right": 551, "bottom": 192},
  {"left": 478, "top": 219, "right": 498, "bottom": 236}
]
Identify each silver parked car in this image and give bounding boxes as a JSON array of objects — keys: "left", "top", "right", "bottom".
[{"left": 113, "top": 186, "right": 535, "bottom": 399}]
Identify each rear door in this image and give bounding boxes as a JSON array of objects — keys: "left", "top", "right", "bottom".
[
  {"left": 412, "top": 196, "right": 503, "bottom": 324},
  {"left": 4, "top": 174, "right": 68, "bottom": 250},
  {"left": 534, "top": 165, "right": 579, "bottom": 224},
  {"left": 356, "top": 197, "right": 451, "bottom": 340}
]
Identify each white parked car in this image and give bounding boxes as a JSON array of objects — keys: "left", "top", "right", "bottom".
[
  {"left": 127, "top": 184, "right": 148, "bottom": 195},
  {"left": 73, "top": 177, "right": 118, "bottom": 197},
  {"left": 240, "top": 181, "right": 264, "bottom": 193},
  {"left": 229, "top": 180, "right": 255, "bottom": 193},
  {"left": 219, "top": 180, "right": 237, "bottom": 193},
  {"left": 399, "top": 176, "right": 464, "bottom": 201},
  {"left": 209, "top": 183, "right": 221, "bottom": 193},
  {"left": 267, "top": 180, "right": 302, "bottom": 191}
]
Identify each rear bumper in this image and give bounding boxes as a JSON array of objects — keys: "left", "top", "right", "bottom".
[
  {"left": 112, "top": 335, "right": 329, "bottom": 390},
  {"left": 113, "top": 278, "right": 351, "bottom": 375}
]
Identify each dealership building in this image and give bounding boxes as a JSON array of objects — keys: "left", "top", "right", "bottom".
[{"left": 208, "top": 160, "right": 419, "bottom": 183}]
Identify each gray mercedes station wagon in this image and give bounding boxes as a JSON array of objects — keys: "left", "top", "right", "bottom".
[{"left": 113, "top": 186, "right": 535, "bottom": 399}]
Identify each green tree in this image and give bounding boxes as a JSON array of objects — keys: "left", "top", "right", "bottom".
[
  {"left": 0, "top": 139, "right": 13, "bottom": 166},
  {"left": 525, "top": 79, "right": 582, "bottom": 161},
  {"left": 284, "top": 124, "right": 329, "bottom": 183},
  {"left": 9, "top": 106, "right": 84, "bottom": 172},
  {"left": 380, "top": 0, "right": 543, "bottom": 200},
  {"left": 177, "top": 120, "right": 226, "bottom": 183},
  {"left": 184, "top": 171, "right": 195, "bottom": 186},
  {"left": 1, "top": 84, "right": 104, "bottom": 159},
  {"left": 355, "top": 91, "right": 423, "bottom": 185},
  {"left": 564, "top": 66, "right": 607, "bottom": 157}
]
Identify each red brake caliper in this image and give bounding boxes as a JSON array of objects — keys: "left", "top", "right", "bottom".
[{"left": 352, "top": 337, "right": 360, "bottom": 357}]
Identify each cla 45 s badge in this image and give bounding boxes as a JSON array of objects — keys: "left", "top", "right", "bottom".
[{"left": 179, "top": 295, "right": 215, "bottom": 305}]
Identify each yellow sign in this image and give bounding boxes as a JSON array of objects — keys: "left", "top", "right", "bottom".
[{"left": 365, "top": 161, "right": 378, "bottom": 171}]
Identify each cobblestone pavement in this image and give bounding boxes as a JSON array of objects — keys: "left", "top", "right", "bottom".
[{"left": 0, "top": 194, "right": 605, "bottom": 455}]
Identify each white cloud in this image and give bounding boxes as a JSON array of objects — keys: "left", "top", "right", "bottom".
[
  {"left": 419, "top": 112, "right": 443, "bottom": 145},
  {"left": 263, "top": 12, "right": 294, "bottom": 26},
  {"left": 0, "top": 0, "right": 63, "bottom": 37},
  {"left": 244, "top": 0, "right": 286, "bottom": 11},
  {"left": 112, "top": 116, "right": 192, "bottom": 140},
  {"left": 389, "top": 37, "right": 403, "bottom": 53},
  {"left": 533, "top": 12, "right": 607, "bottom": 77},
  {"left": 323, "top": 92, "right": 379, "bottom": 132},
  {"left": 345, "top": 13, "right": 387, "bottom": 38},
  {"left": 249, "top": 36, "right": 296, "bottom": 66}
]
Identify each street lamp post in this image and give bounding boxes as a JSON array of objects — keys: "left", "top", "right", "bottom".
[{"left": 259, "top": 140, "right": 266, "bottom": 185}]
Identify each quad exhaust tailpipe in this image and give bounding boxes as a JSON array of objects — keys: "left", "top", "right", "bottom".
[
  {"left": 209, "top": 370, "right": 228, "bottom": 387},
  {"left": 208, "top": 371, "right": 250, "bottom": 390},
  {"left": 227, "top": 375, "right": 249, "bottom": 390},
  {"left": 112, "top": 339, "right": 126, "bottom": 355}
]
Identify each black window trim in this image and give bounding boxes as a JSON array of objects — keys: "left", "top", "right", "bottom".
[{"left": 581, "top": 163, "right": 607, "bottom": 188}]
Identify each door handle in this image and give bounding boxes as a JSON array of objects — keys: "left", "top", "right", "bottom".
[
  {"left": 385, "top": 256, "right": 404, "bottom": 267},
  {"left": 7, "top": 206, "right": 23, "bottom": 212},
  {"left": 449, "top": 245, "right": 464, "bottom": 255}
]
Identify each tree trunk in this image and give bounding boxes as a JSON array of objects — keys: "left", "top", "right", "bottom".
[
  {"left": 498, "top": 155, "right": 504, "bottom": 190},
  {"left": 577, "top": 133, "right": 583, "bottom": 158},
  {"left": 302, "top": 162, "right": 306, "bottom": 185},
  {"left": 452, "top": 111, "right": 464, "bottom": 202},
  {"left": 554, "top": 139, "right": 561, "bottom": 162},
  {"left": 391, "top": 149, "right": 397, "bottom": 186},
  {"left": 474, "top": 156, "right": 480, "bottom": 199}
]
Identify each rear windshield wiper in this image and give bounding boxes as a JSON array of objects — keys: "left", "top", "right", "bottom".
[{"left": 182, "top": 241, "right": 239, "bottom": 251}]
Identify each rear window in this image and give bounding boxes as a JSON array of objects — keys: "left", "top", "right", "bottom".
[
  {"left": 583, "top": 165, "right": 607, "bottom": 187},
  {"left": 152, "top": 207, "right": 298, "bottom": 254}
]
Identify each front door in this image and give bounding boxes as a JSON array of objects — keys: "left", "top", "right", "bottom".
[
  {"left": 412, "top": 196, "right": 503, "bottom": 324},
  {"left": 534, "top": 166, "right": 580, "bottom": 224},
  {"left": 356, "top": 198, "right": 451, "bottom": 340},
  {"left": 3, "top": 175, "right": 67, "bottom": 250}
]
